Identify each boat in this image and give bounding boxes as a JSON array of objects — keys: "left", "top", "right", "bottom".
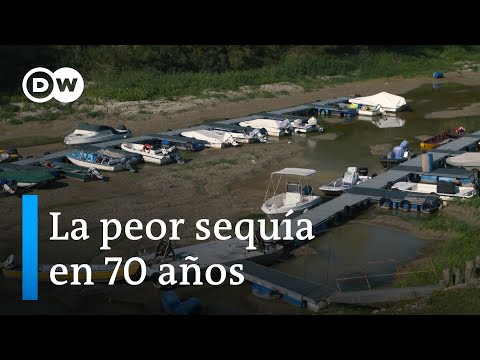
[
  {"left": 391, "top": 181, "right": 477, "bottom": 201},
  {"left": 0, "top": 179, "right": 17, "bottom": 195},
  {"left": 380, "top": 140, "right": 416, "bottom": 168},
  {"left": 39, "top": 160, "right": 105, "bottom": 181},
  {"left": 64, "top": 123, "right": 132, "bottom": 146},
  {"left": 0, "top": 255, "right": 139, "bottom": 283},
  {"left": 319, "top": 167, "right": 371, "bottom": 196},
  {"left": 181, "top": 130, "right": 239, "bottom": 148},
  {"left": 261, "top": 168, "right": 322, "bottom": 218},
  {"left": 239, "top": 118, "right": 293, "bottom": 137},
  {"left": 446, "top": 152, "right": 480, "bottom": 170},
  {"left": 121, "top": 143, "right": 184, "bottom": 165},
  {"left": 208, "top": 127, "right": 267, "bottom": 144},
  {"left": 67, "top": 149, "right": 141, "bottom": 172},
  {"left": 0, "top": 164, "right": 60, "bottom": 188},
  {"left": 420, "top": 127, "right": 466, "bottom": 152},
  {"left": 290, "top": 117, "right": 324, "bottom": 134},
  {"left": 349, "top": 92, "right": 408, "bottom": 113},
  {"left": 0, "top": 149, "right": 21, "bottom": 163}
]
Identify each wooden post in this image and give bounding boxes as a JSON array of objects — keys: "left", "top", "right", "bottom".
[
  {"left": 454, "top": 267, "right": 461, "bottom": 285},
  {"left": 465, "top": 261, "right": 473, "bottom": 283},
  {"left": 442, "top": 268, "right": 450, "bottom": 286}
]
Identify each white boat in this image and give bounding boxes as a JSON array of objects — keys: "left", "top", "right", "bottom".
[
  {"left": 209, "top": 129, "right": 258, "bottom": 144},
  {"left": 121, "top": 143, "right": 183, "bottom": 165},
  {"left": 261, "top": 168, "right": 322, "bottom": 218},
  {"left": 290, "top": 117, "right": 324, "bottom": 134},
  {"left": 349, "top": 92, "right": 407, "bottom": 113},
  {"left": 239, "top": 118, "right": 293, "bottom": 137},
  {"left": 391, "top": 181, "right": 477, "bottom": 201},
  {"left": 64, "top": 123, "right": 132, "bottom": 146},
  {"left": 319, "top": 167, "right": 371, "bottom": 196},
  {"left": 446, "top": 152, "right": 480, "bottom": 170},
  {"left": 181, "top": 130, "right": 239, "bottom": 148},
  {"left": 67, "top": 149, "right": 141, "bottom": 172}
]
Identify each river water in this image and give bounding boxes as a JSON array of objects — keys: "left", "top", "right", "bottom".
[{"left": 2, "top": 82, "right": 479, "bottom": 314}]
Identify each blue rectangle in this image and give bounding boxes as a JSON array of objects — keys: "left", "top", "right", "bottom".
[{"left": 22, "top": 195, "right": 38, "bottom": 301}]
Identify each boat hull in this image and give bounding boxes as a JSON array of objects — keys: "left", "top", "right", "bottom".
[
  {"left": 261, "top": 196, "right": 322, "bottom": 217},
  {"left": 67, "top": 157, "right": 124, "bottom": 172},
  {"left": 120, "top": 144, "right": 173, "bottom": 165},
  {"left": 65, "top": 132, "right": 132, "bottom": 146}
]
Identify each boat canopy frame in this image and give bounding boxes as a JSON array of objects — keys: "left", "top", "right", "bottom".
[{"left": 264, "top": 168, "right": 316, "bottom": 202}]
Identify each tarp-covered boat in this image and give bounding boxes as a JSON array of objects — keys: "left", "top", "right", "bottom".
[
  {"left": 349, "top": 92, "right": 407, "bottom": 113},
  {"left": 0, "top": 164, "right": 59, "bottom": 187},
  {"left": 290, "top": 117, "right": 324, "bottom": 133},
  {"left": 239, "top": 119, "right": 293, "bottom": 137},
  {"left": 181, "top": 130, "right": 239, "bottom": 148},
  {"left": 446, "top": 152, "right": 480, "bottom": 170}
]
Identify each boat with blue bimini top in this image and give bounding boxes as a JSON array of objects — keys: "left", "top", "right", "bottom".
[
  {"left": 64, "top": 123, "right": 132, "bottom": 146},
  {"left": 261, "top": 168, "right": 322, "bottom": 218},
  {"left": 67, "top": 149, "right": 141, "bottom": 172}
]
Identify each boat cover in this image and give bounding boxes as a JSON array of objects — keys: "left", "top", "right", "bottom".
[
  {"left": 77, "top": 123, "right": 115, "bottom": 132},
  {"left": 446, "top": 152, "right": 480, "bottom": 168},
  {"left": 349, "top": 92, "right": 407, "bottom": 111}
]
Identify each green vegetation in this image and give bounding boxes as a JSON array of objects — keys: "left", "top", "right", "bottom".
[{"left": 2, "top": 45, "right": 480, "bottom": 103}]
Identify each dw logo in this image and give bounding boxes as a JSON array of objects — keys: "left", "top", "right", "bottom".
[{"left": 22, "top": 67, "right": 84, "bottom": 103}]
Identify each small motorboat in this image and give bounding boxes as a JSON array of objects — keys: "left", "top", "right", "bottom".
[
  {"left": 380, "top": 140, "right": 416, "bottom": 168},
  {"left": 0, "top": 164, "right": 59, "bottom": 188},
  {"left": 181, "top": 130, "right": 239, "bottom": 148},
  {"left": 261, "top": 168, "right": 322, "bottom": 218},
  {"left": 121, "top": 143, "right": 184, "bottom": 165},
  {"left": 319, "top": 167, "right": 371, "bottom": 196},
  {"left": 0, "top": 148, "right": 21, "bottom": 163},
  {"left": 391, "top": 181, "right": 477, "bottom": 201},
  {"left": 290, "top": 117, "right": 324, "bottom": 134},
  {"left": 67, "top": 149, "right": 141, "bottom": 172},
  {"left": 420, "top": 127, "right": 466, "bottom": 152},
  {"left": 0, "top": 179, "right": 18, "bottom": 195},
  {"left": 446, "top": 152, "right": 480, "bottom": 170},
  {"left": 0, "top": 255, "right": 139, "bottom": 283},
  {"left": 239, "top": 118, "right": 293, "bottom": 137},
  {"left": 64, "top": 123, "right": 132, "bottom": 146}
]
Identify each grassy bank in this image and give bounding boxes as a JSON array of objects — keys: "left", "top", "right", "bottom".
[{"left": 82, "top": 46, "right": 480, "bottom": 101}]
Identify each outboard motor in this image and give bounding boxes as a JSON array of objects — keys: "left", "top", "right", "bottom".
[
  {"left": 342, "top": 167, "right": 359, "bottom": 189},
  {"left": 87, "top": 167, "right": 104, "bottom": 180},
  {"left": 1, "top": 179, "right": 17, "bottom": 195},
  {"left": 120, "top": 158, "right": 137, "bottom": 173},
  {"left": 223, "top": 133, "right": 239, "bottom": 147},
  {"left": 251, "top": 128, "right": 268, "bottom": 143}
]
